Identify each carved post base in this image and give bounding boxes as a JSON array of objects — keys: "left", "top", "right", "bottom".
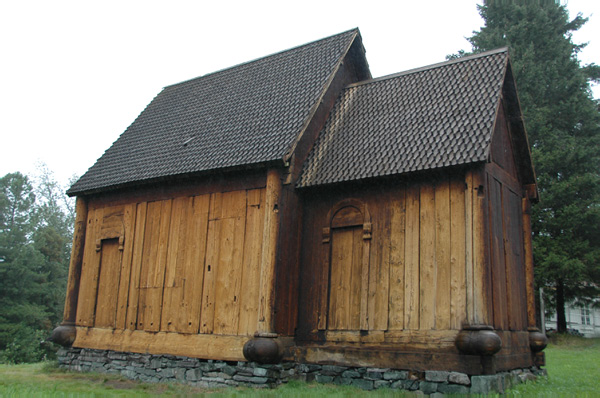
[
  {"left": 243, "top": 333, "right": 283, "bottom": 364},
  {"left": 528, "top": 328, "right": 548, "bottom": 352},
  {"left": 49, "top": 324, "right": 77, "bottom": 347},
  {"left": 533, "top": 351, "right": 546, "bottom": 367},
  {"left": 528, "top": 328, "right": 548, "bottom": 367},
  {"left": 455, "top": 325, "right": 502, "bottom": 375}
]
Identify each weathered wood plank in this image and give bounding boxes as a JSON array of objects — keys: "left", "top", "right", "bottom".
[
  {"left": 472, "top": 170, "right": 491, "bottom": 325},
  {"left": 370, "top": 195, "right": 390, "bottom": 331},
  {"left": 355, "top": 222, "right": 374, "bottom": 330},
  {"left": 147, "top": 199, "right": 172, "bottom": 331},
  {"left": 125, "top": 202, "right": 147, "bottom": 330},
  {"left": 490, "top": 177, "right": 508, "bottom": 330},
  {"left": 516, "top": 196, "right": 529, "bottom": 330},
  {"left": 63, "top": 197, "right": 88, "bottom": 325},
  {"left": 465, "top": 170, "right": 474, "bottom": 324},
  {"left": 238, "top": 189, "right": 265, "bottom": 335},
  {"left": 323, "top": 329, "right": 458, "bottom": 348},
  {"left": 257, "top": 169, "right": 282, "bottom": 334},
  {"left": 115, "top": 204, "right": 136, "bottom": 329},
  {"left": 490, "top": 106, "right": 519, "bottom": 180},
  {"left": 274, "top": 186, "right": 303, "bottom": 336},
  {"left": 94, "top": 238, "right": 122, "bottom": 328},
  {"left": 137, "top": 199, "right": 172, "bottom": 331},
  {"left": 160, "top": 197, "right": 190, "bottom": 332},
  {"left": 200, "top": 193, "right": 222, "bottom": 334},
  {"left": 450, "top": 178, "right": 467, "bottom": 329},
  {"left": 522, "top": 197, "right": 537, "bottom": 329},
  {"left": 87, "top": 172, "right": 266, "bottom": 210},
  {"left": 76, "top": 207, "right": 103, "bottom": 327},
  {"left": 435, "top": 178, "right": 451, "bottom": 330},
  {"left": 136, "top": 202, "right": 159, "bottom": 331},
  {"left": 404, "top": 184, "right": 420, "bottom": 330},
  {"left": 179, "top": 194, "right": 210, "bottom": 333},
  {"left": 365, "top": 200, "right": 379, "bottom": 330},
  {"left": 419, "top": 184, "right": 436, "bottom": 330},
  {"left": 296, "top": 343, "right": 482, "bottom": 374},
  {"left": 329, "top": 227, "right": 355, "bottom": 330},
  {"left": 300, "top": 196, "right": 329, "bottom": 336},
  {"left": 351, "top": 227, "right": 364, "bottom": 330},
  {"left": 504, "top": 186, "right": 526, "bottom": 330},
  {"left": 74, "top": 327, "right": 247, "bottom": 361},
  {"left": 214, "top": 190, "right": 247, "bottom": 335},
  {"left": 388, "top": 187, "right": 406, "bottom": 330}
]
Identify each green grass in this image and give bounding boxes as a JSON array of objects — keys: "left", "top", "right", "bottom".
[
  {"left": 1, "top": 337, "right": 598, "bottom": 397},
  {"left": 504, "top": 335, "right": 600, "bottom": 398},
  {"left": 0, "top": 362, "right": 413, "bottom": 397}
]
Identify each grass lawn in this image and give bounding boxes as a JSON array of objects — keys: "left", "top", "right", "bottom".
[
  {"left": 505, "top": 334, "right": 600, "bottom": 397},
  {"left": 0, "top": 336, "right": 598, "bottom": 397}
]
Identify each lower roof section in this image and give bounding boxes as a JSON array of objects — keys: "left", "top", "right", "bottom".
[{"left": 297, "top": 49, "right": 509, "bottom": 188}]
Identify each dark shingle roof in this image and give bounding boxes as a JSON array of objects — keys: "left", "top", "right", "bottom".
[
  {"left": 297, "top": 48, "right": 509, "bottom": 188},
  {"left": 68, "top": 29, "right": 359, "bottom": 195}
]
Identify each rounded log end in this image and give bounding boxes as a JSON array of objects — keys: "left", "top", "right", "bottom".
[
  {"left": 243, "top": 337, "right": 283, "bottom": 364},
  {"left": 48, "top": 325, "right": 76, "bottom": 347},
  {"left": 456, "top": 328, "right": 502, "bottom": 356},
  {"left": 529, "top": 330, "right": 548, "bottom": 353}
]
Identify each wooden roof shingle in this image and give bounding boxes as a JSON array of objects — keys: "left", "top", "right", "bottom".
[
  {"left": 68, "top": 29, "right": 360, "bottom": 195},
  {"left": 297, "top": 48, "right": 515, "bottom": 187}
]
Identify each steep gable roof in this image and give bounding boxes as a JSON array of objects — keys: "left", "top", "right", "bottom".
[
  {"left": 298, "top": 48, "right": 516, "bottom": 187},
  {"left": 68, "top": 29, "right": 361, "bottom": 196}
]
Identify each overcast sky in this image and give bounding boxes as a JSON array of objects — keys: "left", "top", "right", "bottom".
[{"left": 1, "top": 0, "right": 598, "bottom": 187}]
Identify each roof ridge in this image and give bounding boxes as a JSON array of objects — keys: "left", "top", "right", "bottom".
[
  {"left": 164, "top": 28, "right": 360, "bottom": 89},
  {"left": 346, "top": 47, "right": 509, "bottom": 89},
  {"left": 282, "top": 29, "right": 360, "bottom": 162}
]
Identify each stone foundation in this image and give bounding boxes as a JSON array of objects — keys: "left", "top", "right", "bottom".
[{"left": 58, "top": 347, "right": 546, "bottom": 395}]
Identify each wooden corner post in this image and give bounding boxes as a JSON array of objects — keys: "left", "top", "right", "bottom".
[
  {"left": 245, "top": 168, "right": 284, "bottom": 364},
  {"left": 63, "top": 196, "right": 89, "bottom": 325},
  {"left": 470, "top": 168, "right": 491, "bottom": 326},
  {"left": 257, "top": 168, "right": 283, "bottom": 335},
  {"left": 522, "top": 197, "right": 536, "bottom": 329},
  {"left": 50, "top": 196, "right": 88, "bottom": 346}
]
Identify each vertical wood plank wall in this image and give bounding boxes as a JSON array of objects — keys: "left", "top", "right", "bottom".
[
  {"left": 75, "top": 186, "right": 266, "bottom": 337},
  {"left": 298, "top": 173, "right": 477, "bottom": 339},
  {"left": 298, "top": 164, "right": 529, "bottom": 342}
]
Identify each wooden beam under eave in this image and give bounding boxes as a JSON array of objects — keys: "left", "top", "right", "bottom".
[
  {"left": 524, "top": 184, "right": 538, "bottom": 203},
  {"left": 257, "top": 168, "right": 283, "bottom": 334},
  {"left": 522, "top": 197, "right": 537, "bottom": 329},
  {"left": 62, "top": 197, "right": 89, "bottom": 325}
]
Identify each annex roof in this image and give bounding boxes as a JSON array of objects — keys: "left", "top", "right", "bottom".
[
  {"left": 68, "top": 29, "right": 361, "bottom": 195},
  {"left": 298, "top": 48, "right": 513, "bottom": 187}
]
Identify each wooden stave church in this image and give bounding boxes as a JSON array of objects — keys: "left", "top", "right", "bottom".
[{"left": 52, "top": 28, "right": 547, "bottom": 376}]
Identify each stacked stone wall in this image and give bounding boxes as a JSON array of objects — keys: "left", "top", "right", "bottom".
[{"left": 58, "top": 348, "right": 545, "bottom": 395}]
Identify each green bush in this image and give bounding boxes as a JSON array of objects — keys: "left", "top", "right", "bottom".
[{"left": 0, "top": 325, "right": 56, "bottom": 364}]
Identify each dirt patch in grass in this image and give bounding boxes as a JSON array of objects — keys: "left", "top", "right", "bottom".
[
  {"left": 547, "top": 333, "right": 600, "bottom": 349},
  {"left": 103, "top": 378, "right": 142, "bottom": 390}
]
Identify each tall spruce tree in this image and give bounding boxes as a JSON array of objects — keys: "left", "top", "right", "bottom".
[
  {"left": 458, "top": 1, "right": 600, "bottom": 332},
  {"left": 0, "top": 171, "right": 73, "bottom": 362}
]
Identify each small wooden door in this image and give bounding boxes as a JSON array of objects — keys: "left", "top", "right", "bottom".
[
  {"left": 94, "top": 238, "right": 123, "bottom": 328},
  {"left": 320, "top": 200, "right": 371, "bottom": 331},
  {"left": 328, "top": 225, "right": 363, "bottom": 330}
]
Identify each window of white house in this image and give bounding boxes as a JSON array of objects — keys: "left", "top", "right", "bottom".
[{"left": 581, "top": 306, "right": 591, "bottom": 325}]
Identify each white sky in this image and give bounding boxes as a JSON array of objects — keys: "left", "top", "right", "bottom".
[{"left": 1, "top": 0, "right": 598, "bottom": 187}]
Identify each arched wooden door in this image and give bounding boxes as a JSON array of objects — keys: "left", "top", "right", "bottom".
[{"left": 319, "top": 199, "right": 371, "bottom": 331}]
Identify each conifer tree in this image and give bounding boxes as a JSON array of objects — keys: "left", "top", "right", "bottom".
[{"left": 0, "top": 171, "right": 73, "bottom": 362}]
